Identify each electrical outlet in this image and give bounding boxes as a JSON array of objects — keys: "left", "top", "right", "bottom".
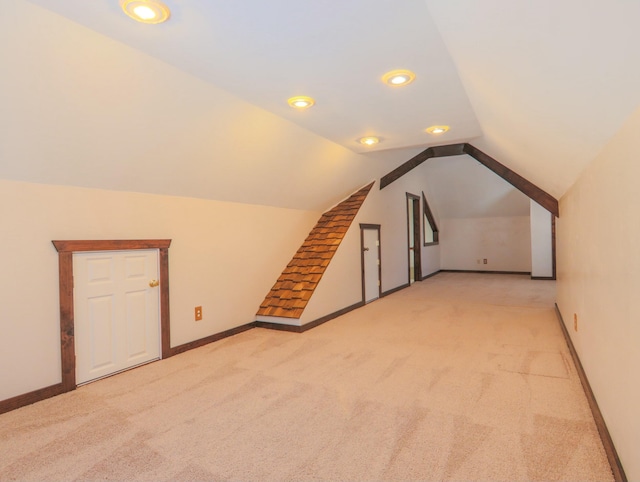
[
  {"left": 483, "top": 258, "right": 487, "bottom": 264},
  {"left": 195, "top": 306, "right": 203, "bottom": 321},
  {"left": 573, "top": 313, "right": 578, "bottom": 331}
]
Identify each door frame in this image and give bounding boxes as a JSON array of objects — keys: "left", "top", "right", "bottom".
[
  {"left": 52, "top": 239, "right": 171, "bottom": 392},
  {"left": 406, "top": 193, "right": 422, "bottom": 282},
  {"left": 360, "top": 223, "right": 381, "bottom": 303}
]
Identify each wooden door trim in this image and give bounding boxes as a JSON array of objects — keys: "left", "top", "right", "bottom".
[
  {"left": 52, "top": 240, "right": 172, "bottom": 393},
  {"left": 406, "top": 194, "right": 422, "bottom": 282},
  {"left": 360, "top": 224, "right": 382, "bottom": 303}
]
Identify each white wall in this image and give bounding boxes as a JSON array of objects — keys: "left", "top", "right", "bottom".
[
  {"left": 300, "top": 174, "right": 442, "bottom": 324},
  {"left": 440, "top": 217, "right": 532, "bottom": 272},
  {"left": 557, "top": 104, "right": 640, "bottom": 479},
  {"left": 0, "top": 0, "right": 404, "bottom": 402},
  {"left": 530, "top": 200, "right": 554, "bottom": 278},
  {"left": 0, "top": 179, "right": 318, "bottom": 401}
]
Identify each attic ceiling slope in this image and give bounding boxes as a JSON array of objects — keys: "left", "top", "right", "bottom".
[
  {"left": 4, "top": 0, "right": 426, "bottom": 212},
  {"left": 424, "top": 0, "right": 640, "bottom": 199},
  {"left": 25, "top": 0, "right": 482, "bottom": 153},
  {"left": 381, "top": 143, "right": 558, "bottom": 216}
]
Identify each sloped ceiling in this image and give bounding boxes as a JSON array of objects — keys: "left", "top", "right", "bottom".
[
  {"left": 11, "top": 0, "right": 640, "bottom": 211},
  {"left": 23, "top": 0, "right": 481, "bottom": 153},
  {"left": 423, "top": 156, "right": 530, "bottom": 220},
  {"left": 424, "top": 0, "right": 640, "bottom": 198}
]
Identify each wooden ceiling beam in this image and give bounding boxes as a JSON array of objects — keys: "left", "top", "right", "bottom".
[{"left": 379, "top": 142, "right": 559, "bottom": 217}]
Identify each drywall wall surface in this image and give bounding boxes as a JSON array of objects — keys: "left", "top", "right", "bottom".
[
  {"left": 300, "top": 170, "right": 444, "bottom": 324},
  {"left": 0, "top": 179, "right": 318, "bottom": 401},
  {"left": 530, "top": 200, "right": 554, "bottom": 277},
  {"left": 298, "top": 210, "right": 364, "bottom": 324},
  {"left": 556, "top": 104, "right": 640, "bottom": 479},
  {"left": 440, "top": 216, "right": 532, "bottom": 272},
  {"left": 299, "top": 182, "right": 386, "bottom": 324},
  {"left": 421, "top": 244, "right": 441, "bottom": 278}
]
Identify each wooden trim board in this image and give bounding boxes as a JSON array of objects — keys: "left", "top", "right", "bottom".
[
  {"left": 554, "top": 304, "right": 627, "bottom": 482},
  {"left": 421, "top": 270, "right": 442, "bottom": 280},
  {"left": 380, "top": 143, "right": 559, "bottom": 217},
  {"left": 169, "top": 323, "right": 255, "bottom": 356},
  {"left": 381, "top": 282, "right": 410, "bottom": 298},
  {"left": 53, "top": 241, "right": 171, "bottom": 399},
  {"left": 255, "top": 301, "right": 365, "bottom": 333},
  {"left": 440, "top": 269, "right": 531, "bottom": 275},
  {"left": 0, "top": 383, "right": 65, "bottom": 415}
]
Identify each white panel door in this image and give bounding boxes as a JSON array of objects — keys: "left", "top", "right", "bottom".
[
  {"left": 363, "top": 229, "right": 380, "bottom": 303},
  {"left": 73, "top": 249, "right": 160, "bottom": 385}
]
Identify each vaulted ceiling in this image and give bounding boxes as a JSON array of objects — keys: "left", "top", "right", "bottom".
[{"left": 10, "top": 0, "right": 640, "bottom": 213}]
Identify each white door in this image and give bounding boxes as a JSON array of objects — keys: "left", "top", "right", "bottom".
[
  {"left": 363, "top": 228, "right": 380, "bottom": 303},
  {"left": 73, "top": 249, "right": 161, "bottom": 385}
]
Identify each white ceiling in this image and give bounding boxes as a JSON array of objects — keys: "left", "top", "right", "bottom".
[
  {"left": 424, "top": 0, "right": 640, "bottom": 198},
  {"left": 16, "top": 0, "right": 640, "bottom": 209},
  {"left": 24, "top": 0, "right": 481, "bottom": 154},
  {"left": 423, "top": 156, "right": 530, "bottom": 219}
]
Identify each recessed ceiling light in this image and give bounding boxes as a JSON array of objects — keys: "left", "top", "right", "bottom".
[
  {"left": 359, "top": 136, "right": 380, "bottom": 146},
  {"left": 426, "top": 125, "right": 450, "bottom": 135},
  {"left": 288, "top": 96, "right": 315, "bottom": 110},
  {"left": 121, "top": 0, "right": 171, "bottom": 24},
  {"left": 382, "top": 70, "right": 416, "bottom": 87}
]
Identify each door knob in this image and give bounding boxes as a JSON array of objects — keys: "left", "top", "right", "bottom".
[
  {"left": 149, "top": 280, "right": 159, "bottom": 287},
  {"left": 363, "top": 247, "right": 369, "bottom": 251}
]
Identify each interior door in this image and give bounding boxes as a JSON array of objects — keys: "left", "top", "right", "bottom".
[
  {"left": 361, "top": 225, "right": 381, "bottom": 303},
  {"left": 73, "top": 249, "right": 160, "bottom": 385}
]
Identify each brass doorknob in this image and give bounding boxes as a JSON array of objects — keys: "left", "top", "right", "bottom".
[
  {"left": 149, "top": 280, "right": 159, "bottom": 288},
  {"left": 363, "top": 247, "right": 370, "bottom": 251}
]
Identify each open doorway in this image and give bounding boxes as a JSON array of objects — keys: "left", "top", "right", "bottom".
[{"left": 406, "top": 193, "right": 421, "bottom": 283}]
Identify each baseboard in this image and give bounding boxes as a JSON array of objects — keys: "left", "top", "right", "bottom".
[
  {"left": 531, "top": 276, "right": 556, "bottom": 280},
  {"left": 169, "top": 322, "right": 256, "bottom": 356},
  {"left": 0, "top": 383, "right": 66, "bottom": 415},
  {"left": 421, "top": 270, "right": 441, "bottom": 280},
  {"left": 440, "top": 269, "right": 531, "bottom": 275},
  {"left": 554, "top": 304, "right": 627, "bottom": 482},
  {"left": 381, "top": 282, "right": 410, "bottom": 297},
  {"left": 300, "top": 301, "right": 364, "bottom": 332},
  {"left": 253, "top": 320, "right": 302, "bottom": 333},
  {"left": 255, "top": 301, "right": 365, "bottom": 334}
]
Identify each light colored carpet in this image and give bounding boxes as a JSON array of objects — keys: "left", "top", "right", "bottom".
[{"left": 0, "top": 273, "right": 613, "bottom": 481}]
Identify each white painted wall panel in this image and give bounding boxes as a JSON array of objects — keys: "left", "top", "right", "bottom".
[
  {"left": 440, "top": 217, "right": 532, "bottom": 272},
  {"left": 0, "top": 179, "right": 318, "bottom": 400},
  {"left": 557, "top": 104, "right": 640, "bottom": 480},
  {"left": 301, "top": 173, "right": 442, "bottom": 324},
  {"left": 530, "top": 200, "right": 554, "bottom": 278}
]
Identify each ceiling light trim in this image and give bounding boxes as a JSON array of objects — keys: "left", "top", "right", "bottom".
[
  {"left": 359, "top": 136, "right": 380, "bottom": 146},
  {"left": 121, "top": 0, "right": 171, "bottom": 24},
  {"left": 382, "top": 69, "right": 416, "bottom": 87},
  {"left": 287, "top": 96, "right": 315, "bottom": 110},
  {"left": 426, "top": 125, "right": 450, "bottom": 135}
]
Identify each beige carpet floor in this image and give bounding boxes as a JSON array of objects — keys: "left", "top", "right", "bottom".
[{"left": 0, "top": 273, "right": 613, "bottom": 481}]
